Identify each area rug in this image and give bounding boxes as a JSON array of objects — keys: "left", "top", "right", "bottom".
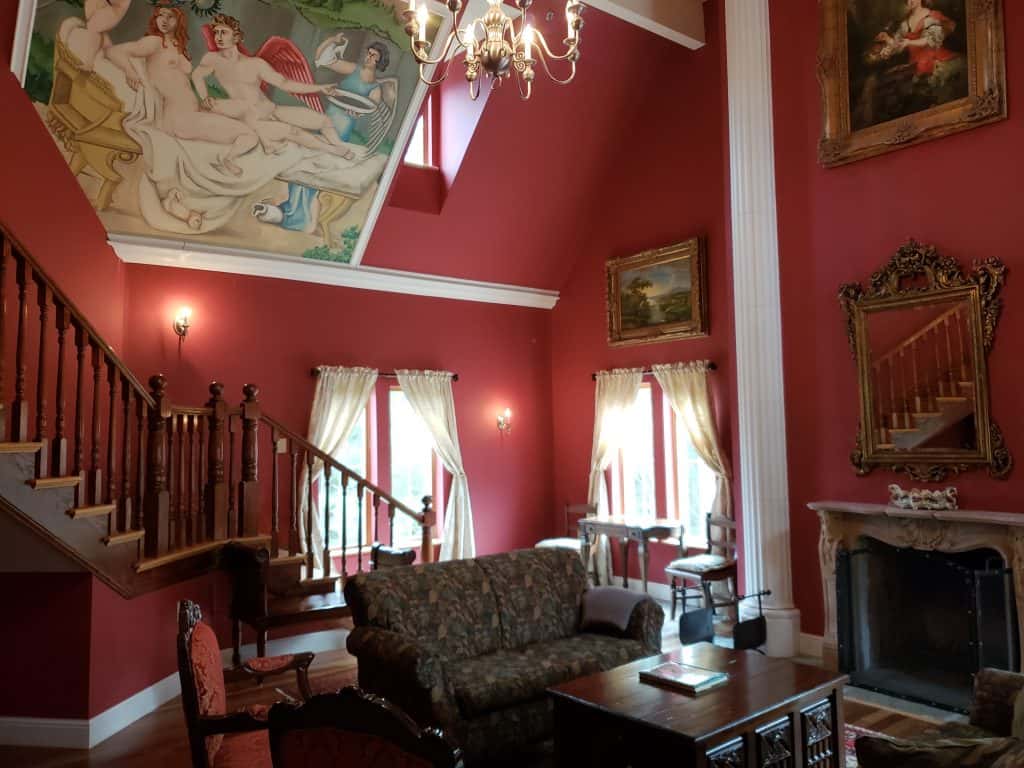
[{"left": 845, "top": 724, "right": 884, "bottom": 767}]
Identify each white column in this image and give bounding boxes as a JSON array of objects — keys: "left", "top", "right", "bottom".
[{"left": 725, "top": 0, "right": 800, "bottom": 657}]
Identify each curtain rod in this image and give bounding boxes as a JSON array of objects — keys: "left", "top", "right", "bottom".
[
  {"left": 590, "top": 362, "right": 717, "bottom": 381},
  {"left": 310, "top": 368, "right": 459, "bottom": 382}
]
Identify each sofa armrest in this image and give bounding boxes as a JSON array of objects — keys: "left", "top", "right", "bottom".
[
  {"left": 624, "top": 596, "right": 665, "bottom": 655},
  {"left": 970, "top": 668, "right": 1024, "bottom": 736},
  {"left": 347, "top": 627, "right": 443, "bottom": 690}
]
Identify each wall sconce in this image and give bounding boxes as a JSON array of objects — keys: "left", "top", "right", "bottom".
[
  {"left": 497, "top": 408, "right": 512, "bottom": 435},
  {"left": 173, "top": 306, "right": 193, "bottom": 341}
]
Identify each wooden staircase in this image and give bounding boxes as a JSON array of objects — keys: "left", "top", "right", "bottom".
[{"left": 0, "top": 223, "right": 435, "bottom": 599}]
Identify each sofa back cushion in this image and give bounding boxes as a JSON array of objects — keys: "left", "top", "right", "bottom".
[
  {"left": 476, "top": 548, "right": 587, "bottom": 650},
  {"left": 344, "top": 558, "right": 502, "bottom": 660}
]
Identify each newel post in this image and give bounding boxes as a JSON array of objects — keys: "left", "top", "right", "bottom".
[
  {"left": 420, "top": 495, "right": 435, "bottom": 564},
  {"left": 237, "top": 384, "right": 260, "bottom": 538},
  {"left": 204, "top": 382, "right": 229, "bottom": 541},
  {"left": 142, "top": 374, "right": 171, "bottom": 557}
]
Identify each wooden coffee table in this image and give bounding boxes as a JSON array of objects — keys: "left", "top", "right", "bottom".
[{"left": 548, "top": 643, "right": 848, "bottom": 767}]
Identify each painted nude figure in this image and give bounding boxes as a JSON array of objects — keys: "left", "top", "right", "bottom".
[
  {"left": 107, "top": 5, "right": 259, "bottom": 188},
  {"left": 191, "top": 15, "right": 355, "bottom": 159},
  {"left": 60, "top": 0, "right": 133, "bottom": 71}
]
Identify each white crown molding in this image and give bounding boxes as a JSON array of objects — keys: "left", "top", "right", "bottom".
[{"left": 110, "top": 237, "right": 559, "bottom": 310}]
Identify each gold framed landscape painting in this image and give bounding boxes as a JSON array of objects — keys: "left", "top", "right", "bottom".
[
  {"left": 606, "top": 237, "right": 708, "bottom": 348},
  {"left": 818, "top": 0, "right": 1006, "bottom": 167}
]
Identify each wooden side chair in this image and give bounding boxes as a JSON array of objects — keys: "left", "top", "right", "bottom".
[
  {"left": 268, "top": 687, "right": 464, "bottom": 767},
  {"left": 665, "top": 515, "right": 738, "bottom": 621},
  {"left": 535, "top": 503, "right": 596, "bottom": 551},
  {"left": 177, "top": 600, "right": 315, "bottom": 768}
]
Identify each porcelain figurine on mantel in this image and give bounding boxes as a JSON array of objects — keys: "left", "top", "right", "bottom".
[{"left": 888, "top": 484, "right": 959, "bottom": 511}]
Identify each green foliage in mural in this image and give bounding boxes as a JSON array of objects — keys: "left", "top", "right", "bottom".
[
  {"left": 302, "top": 226, "right": 361, "bottom": 263},
  {"left": 24, "top": 32, "right": 55, "bottom": 105},
  {"left": 266, "top": 0, "right": 408, "bottom": 47}
]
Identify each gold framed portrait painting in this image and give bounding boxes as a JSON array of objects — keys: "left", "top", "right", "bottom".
[
  {"left": 818, "top": 0, "right": 1006, "bottom": 167},
  {"left": 606, "top": 237, "right": 708, "bottom": 348}
]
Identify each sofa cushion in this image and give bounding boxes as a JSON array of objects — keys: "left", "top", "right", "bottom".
[
  {"left": 344, "top": 557, "right": 502, "bottom": 660},
  {"left": 475, "top": 548, "right": 588, "bottom": 650},
  {"left": 449, "top": 633, "right": 645, "bottom": 718},
  {"left": 856, "top": 736, "right": 1020, "bottom": 768}
]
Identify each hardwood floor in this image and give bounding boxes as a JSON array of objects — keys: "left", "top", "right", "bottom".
[{"left": 0, "top": 611, "right": 949, "bottom": 767}]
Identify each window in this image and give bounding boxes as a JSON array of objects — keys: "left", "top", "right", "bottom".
[
  {"left": 403, "top": 95, "right": 436, "bottom": 167},
  {"left": 610, "top": 384, "right": 656, "bottom": 518},
  {"left": 389, "top": 388, "right": 440, "bottom": 546},
  {"left": 665, "top": 398, "right": 718, "bottom": 549},
  {"left": 326, "top": 405, "right": 373, "bottom": 551}
]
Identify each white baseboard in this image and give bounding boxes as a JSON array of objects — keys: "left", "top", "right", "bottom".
[
  {"left": 799, "top": 632, "right": 824, "bottom": 659},
  {"left": 0, "top": 628, "right": 351, "bottom": 749}
]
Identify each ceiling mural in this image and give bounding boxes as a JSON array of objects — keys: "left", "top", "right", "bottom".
[{"left": 18, "top": 0, "right": 443, "bottom": 265}]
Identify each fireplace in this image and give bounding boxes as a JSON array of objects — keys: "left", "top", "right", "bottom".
[{"left": 836, "top": 537, "right": 1019, "bottom": 712}]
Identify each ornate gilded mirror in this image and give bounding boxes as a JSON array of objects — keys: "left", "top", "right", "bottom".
[{"left": 839, "top": 241, "right": 1010, "bottom": 482}]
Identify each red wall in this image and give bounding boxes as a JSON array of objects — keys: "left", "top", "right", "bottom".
[
  {"left": 549, "top": 0, "right": 737, "bottom": 585},
  {"left": 770, "top": 2, "right": 1024, "bottom": 635}
]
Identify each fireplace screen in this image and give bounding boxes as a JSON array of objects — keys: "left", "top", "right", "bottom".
[{"left": 837, "top": 538, "right": 1019, "bottom": 712}]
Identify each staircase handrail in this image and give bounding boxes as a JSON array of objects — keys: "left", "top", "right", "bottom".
[
  {"left": 0, "top": 223, "right": 154, "bottom": 408},
  {"left": 872, "top": 303, "right": 964, "bottom": 371},
  {"left": 258, "top": 413, "right": 426, "bottom": 526}
]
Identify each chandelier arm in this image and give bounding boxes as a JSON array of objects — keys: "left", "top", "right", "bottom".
[
  {"left": 532, "top": 42, "right": 577, "bottom": 86},
  {"left": 413, "top": 29, "right": 459, "bottom": 67},
  {"left": 419, "top": 53, "right": 457, "bottom": 86},
  {"left": 515, "top": 72, "right": 532, "bottom": 100},
  {"left": 533, "top": 29, "right": 579, "bottom": 63}
]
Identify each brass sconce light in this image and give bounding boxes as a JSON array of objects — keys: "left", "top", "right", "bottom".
[
  {"left": 497, "top": 407, "right": 512, "bottom": 435},
  {"left": 173, "top": 306, "right": 193, "bottom": 342}
]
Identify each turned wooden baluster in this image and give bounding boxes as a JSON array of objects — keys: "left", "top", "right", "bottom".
[
  {"left": 932, "top": 327, "right": 944, "bottom": 397},
  {"left": 33, "top": 276, "right": 49, "bottom": 477},
  {"left": 0, "top": 236, "right": 8, "bottom": 439},
  {"left": 372, "top": 493, "right": 381, "bottom": 546},
  {"left": 228, "top": 414, "right": 237, "bottom": 536},
  {"left": 388, "top": 502, "right": 396, "bottom": 546},
  {"left": 105, "top": 360, "right": 119, "bottom": 536},
  {"left": 944, "top": 317, "right": 956, "bottom": 393},
  {"left": 289, "top": 448, "right": 299, "bottom": 555},
  {"left": 954, "top": 309, "right": 969, "bottom": 380},
  {"left": 197, "top": 415, "right": 207, "bottom": 541},
  {"left": 305, "top": 450, "right": 314, "bottom": 579},
  {"left": 135, "top": 396, "right": 146, "bottom": 531},
  {"left": 52, "top": 303, "right": 69, "bottom": 477},
  {"left": 90, "top": 344, "right": 103, "bottom": 505},
  {"left": 11, "top": 254, "right": 30, "bottom": 442},
  {"left": 72, "top": 323, "right": 88, "bottom": 507},
  {"left": 323, "top": 464, "right": 332, "bottom": 579},
  {"left": 340, "top": 472, "right": 348, "bottom": 583},
  {"left": 238, "top": 384, "right": 260, "bottom": 538},
  {"left": 910, "top": 341, "right": 921, "bottom": 412},
  {"left": 121, "top": 379, "right": 133, "bottom": 532},
  {"left": 143, "top": 375, "right": 170, "bottom": 558},
  {"left": 356, "top": 483, "right": 364, "bottom": 572},
  {"left": 205, "top": 383, "right": 228, "bottom": 541},
  {"left": 270, "top": 427, "right": 283, "bottom": 556},
  {"left": 184, "top": 414, "right": 194, "bottom": 546},
  {"left": 420, "top": 496, "right": 435, "bottom": 564},
  {"left": 169, "top": 413, "right": 180, "bottom": 548}
]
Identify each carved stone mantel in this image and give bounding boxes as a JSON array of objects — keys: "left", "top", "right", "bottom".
[{"left": 811, "top": 500, "right": 1024, "bottom": 670}]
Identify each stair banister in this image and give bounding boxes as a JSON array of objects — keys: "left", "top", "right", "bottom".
[
  {"left": 143, "top": 374, "right": 171, "bottom": 557},
  {"left": 205, "top": 382, "right": 229, "bottom": 541},
  {"left": 238, "top": 383, "right": 261, "bottom": 538}
]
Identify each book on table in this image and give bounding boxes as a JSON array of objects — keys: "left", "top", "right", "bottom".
[{"left": 639, "top": 661, "right": 729, "bottom": 695}]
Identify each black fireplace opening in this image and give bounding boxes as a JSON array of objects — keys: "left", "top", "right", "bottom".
[{"left": 837, "top": 537, "right": 1019, "bottom": 713}]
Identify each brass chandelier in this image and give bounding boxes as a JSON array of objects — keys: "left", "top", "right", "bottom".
[{"left": 402, "top": 0, "right": 585, "bottom": 100}]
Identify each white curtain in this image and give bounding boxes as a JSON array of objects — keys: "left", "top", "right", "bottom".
[
  {"left": 299, "top": 366, "right": 378, "bottom": 569},
  {"left": 395, "top": 370, "right": 475, "bottom": 561},
  {"left": 587, "top": 368, "right": 644, "bottom": 584},
  {"left": 652, "top": 361, "right": 732, "bottom": 521}
]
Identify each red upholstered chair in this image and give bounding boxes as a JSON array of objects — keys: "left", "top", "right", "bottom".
[
  {"left": 268, "top": 687, "right": 464, "bottom": 768},
  {"left": 177, "top": 600, "right": 316, "bottom": 768}
]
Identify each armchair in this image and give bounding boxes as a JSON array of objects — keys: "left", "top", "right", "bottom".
[{"left": 177, "top": 600, "right": 315, "bottom": 768}]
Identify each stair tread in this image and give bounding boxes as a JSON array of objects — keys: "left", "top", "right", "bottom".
[
  {"left": 266, "top": 592, "right": 348, "bottom": 618},
  {"left": 105, "top": 529, "right": 145, "bottom": 546},
  {"left": 0, "top": 441, "right": 44, "bottom": 454},
  {"left": 269, "top": 553, "right": 308, "bottom": 567},
  {"left": 935, "top": 396, "right": 969, "bottom": 403},
  {"left": 67, "top": 504, "right": 116, "bottom": 519},
  {"left": 135, "top": 535, "right": 271, "bottom": 573},
  {"left": 28, "top": 475, "right": 80, "bottom": 490}
]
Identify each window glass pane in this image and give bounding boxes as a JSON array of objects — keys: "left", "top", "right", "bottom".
[
  {"left": 619, "top": 387, "right": 655, "bottom": 517},
  {"left": 404, "top": 115, "right": 426, "bottom": 166},
  {"left": 674, "top": 413, "right": 717, "bottom": 548},
  {"left": 390, "top": 389, "right": 435, "bottom": 545},
  {"left": 327, "top": 407, "right": 367, "bottom": 550}
]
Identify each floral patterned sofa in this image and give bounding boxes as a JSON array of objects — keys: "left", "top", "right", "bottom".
[{"left": 343, "top": 548, "right": 663, "bottom": 763}]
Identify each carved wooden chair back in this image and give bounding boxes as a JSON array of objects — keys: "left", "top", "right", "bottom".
[
  {"left": 566, "top": 503, "right": 597, "bottom": 538},
  {"left": 178, "top": 600, "right": 226, "bottom": 768},
  {"left": 268, "top": 688, "right": 464, "bottom": 767}
]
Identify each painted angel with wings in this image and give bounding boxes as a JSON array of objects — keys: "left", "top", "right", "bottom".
[{"left": 191, "top": 13, "right": 355, "bottom": 159}]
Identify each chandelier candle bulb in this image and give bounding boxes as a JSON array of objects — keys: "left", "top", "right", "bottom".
[
  {"left": 524, "top": 25, "right": 534, "bottom": 60},
  {"left": 417, "top": 5, "right": 428, "bottom": 42}
]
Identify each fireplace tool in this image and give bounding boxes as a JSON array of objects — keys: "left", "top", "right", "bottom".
[{"left": 678, "top": 589, "right": 773, "bottom": 654}]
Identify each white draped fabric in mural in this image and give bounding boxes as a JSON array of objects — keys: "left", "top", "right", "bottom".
[
  {"left": 395, "top": 370, "right": 475, "bottom": 561},
  {"left": 587, "top": 368, "right": 644, "bottom": 585},
  {"left": 300, "top": 366, "right": 378, "bottom": 570},
  {"left": 653, "top": 362, "right": 733, "bottom": 521}
]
